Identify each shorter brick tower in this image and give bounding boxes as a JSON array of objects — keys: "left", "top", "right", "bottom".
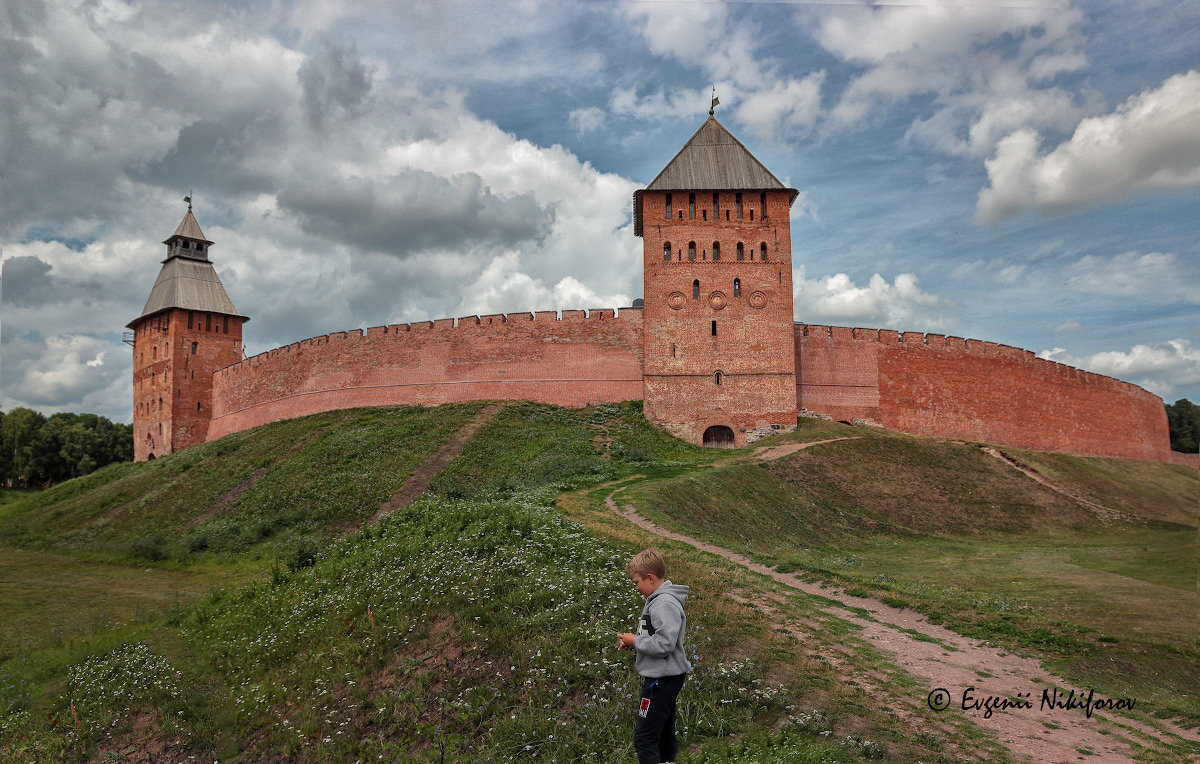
[
  {"left": 127, "top": 202, "right": 246, "bottom": 461},
  {"left": 636, "top": 112, "right": 800, "bottom": 447}
]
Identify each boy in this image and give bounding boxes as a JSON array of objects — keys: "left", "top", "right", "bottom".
[{"left": 616, "top": 549, "right": 691, "bottom": 764}]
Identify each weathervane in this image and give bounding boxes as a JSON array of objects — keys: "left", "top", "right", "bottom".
[
  {"left": 184, "top": 191, "right": 193, "bottom": 211},
  {"left": 710, "top": 85, "right": 719, "bottom": 116}
]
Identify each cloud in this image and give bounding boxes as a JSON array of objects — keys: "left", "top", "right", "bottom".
[
  {"left": 793, "top": 268, "right": 959, "bottom": 331},
  {"left": 734, "top": 73, "right": 826, "bottom": 138},
  {"left": 2, "top": 334, "right": 123, "bottom": 408},
  {"left": 0, "top": 1, "right": 642, "bottom": 423},
  {"left": 1040, "top": 339, "right": 1200, "bottom": 399},
  {"left": 1064, "top": 251, "right": 1200, "bottom": 302},
  {"left": 978, "top": 70, "right": 1200, "bottom": 223},
  {"left": 569, "top": 106, "right": 604, "bottom": 133},
  {"left": 2, "top": 255, "right": 54, "bottom": 307},
  {"left": 452, "top": 252, "right": 630, "bottom": 318},
  {"left": 277, "top": 170, "right": 554, "bottom": 257},
  {"left": 617, "top": 3, "right": 822, "bottom": 140},
  {"left": 298, "top": 39, "right": 373, "bottom": 131},
  {"left": 808, "top": 0, "right": 1091, "bottom": 156}
]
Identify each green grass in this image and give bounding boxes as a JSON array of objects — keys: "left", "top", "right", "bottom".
[
  {"left": 623, "top": 424, "right": 1200, "bottom": 727},
  {"left": 0, "top": 548, "right": 250, "bottom": 662},
  {"left": 0, "top": 405, "right": 481, "bottom": 562},
  {"left": 1, "top": 403, "right": 1194, "bottom": 761}
]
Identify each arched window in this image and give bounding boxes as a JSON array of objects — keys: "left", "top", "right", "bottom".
[
  {"left": 714, "top": 371, "right": 723, "bottom": 386},
  {"left": 158, "top": 397, "right": 163, "bottom": 411},
  {"left": 688, "top": 192, "right": 695, "bottom": 220},
  {"left": 733, "top": 278, "right": 741, "bottom": 297},
  {"left": 665, "top": 194, "right": 672, "bottom": 219},
  {"left": 664, "top": 242, "right": 672, "bottom": 262},
  {"left": 712, "top": 242, "right": 720, "bottom": 261},
  {"left": 191, "top": 341, "right": 198, "bottom": 355},
  {"left": 736, "top": 192, "right": 743, "bottom": 219},
  {"left": 760, "top": 243, "right": 768, "bottom": 261},
  {"left": 711, "top": 320, "right": 717, "bottom": 336},
  {"left": 760, "top": 192, "right": 767, "bottom": 219},
  {"left": 688, "top": 242, "right": 696, "bottom": 261},
  {"left": 693, "top": 280, "right": 700, "bottom": 299},
  {"left": 713, "top": 193, "right": 719, "bottom": 219},
  {"left": 736, "top": 243, "right": 744, "bottom": 261}
]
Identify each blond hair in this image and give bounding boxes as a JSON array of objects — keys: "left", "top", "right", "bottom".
[{"left": 627, "top": 549, "right": 666, "bottom": 579}]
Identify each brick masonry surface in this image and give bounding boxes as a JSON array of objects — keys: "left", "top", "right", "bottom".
[
  {"left": 208, "top": 309, "right": 644, "bottom": 440},
  {"left": 640, "top": 190, "right": 798, "bottom": 447},
  {"left": 132, "top": 308, "right": 244, "bottom": 460},
  {"left": 795, "top": 324, "right": 1172, "bottom": 462}
]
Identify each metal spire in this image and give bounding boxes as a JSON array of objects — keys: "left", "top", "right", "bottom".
[{"left": 710, "top": 86, "right": 719, "bottom": 116}]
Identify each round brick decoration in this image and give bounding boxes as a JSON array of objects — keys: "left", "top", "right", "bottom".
[
  {"left": 748, "top": 291, "right": 768, "bottom": 309},
  {"left": 708, "top": 291, "right": 727, "bottom": 310},
  {"left": 667, "top": 291, "right": 686, "bottom": 310}
]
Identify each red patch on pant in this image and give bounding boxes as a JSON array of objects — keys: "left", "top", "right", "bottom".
[{"left": 639, "top": 697, "right": 651, "bottom": 718}]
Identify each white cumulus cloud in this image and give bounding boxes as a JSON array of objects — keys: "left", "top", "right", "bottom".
[
  {"left": 793, "top": 268, "right": 959, "bottom": 331},
  {"left": 978, "top": 70, "right": 1200, "bottom": 223}
]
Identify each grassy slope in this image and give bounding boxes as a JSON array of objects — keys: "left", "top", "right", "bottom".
[
  {"left": 630, "top": 420, "right": 1199, "bottom": 729},
  {"left": 0, "top": 404, "right": 1194, "bottom": 762}
]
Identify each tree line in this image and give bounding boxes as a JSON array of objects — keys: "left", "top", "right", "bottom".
[
  {"left": 1, "top": 409, "right": 133, "bottom": 487},
  {"left": 1166, "top": 398, "right": 1200, "bottom": 454}
]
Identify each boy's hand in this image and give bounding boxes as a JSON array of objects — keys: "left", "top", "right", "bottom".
[{"left": 615, "top": 632, "right": 636, "bottom": 650}]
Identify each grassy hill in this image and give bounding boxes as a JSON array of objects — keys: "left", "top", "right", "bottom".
[{"left": 0, "top": 403, "right": 1195, "bottom": 762}]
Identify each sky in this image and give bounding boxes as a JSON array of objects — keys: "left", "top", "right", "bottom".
[{"left": 3, "top": 0, "right": 1199, "bottom": 425}]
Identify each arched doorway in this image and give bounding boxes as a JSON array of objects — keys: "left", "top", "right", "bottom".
[{"left": 702, "top": 425, "right": 736, "bottom": 449}]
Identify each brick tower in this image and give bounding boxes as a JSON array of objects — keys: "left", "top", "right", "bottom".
[
  {"left": 127, "top": 202, "right": 246, "bottom": 460},
  {"left": 635, "top": 112, "right": 799, "bottom": 447}
]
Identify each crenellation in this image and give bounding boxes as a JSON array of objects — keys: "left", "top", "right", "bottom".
[{"left": 141, "top": 116, "right": 1172, "bottom": 464}]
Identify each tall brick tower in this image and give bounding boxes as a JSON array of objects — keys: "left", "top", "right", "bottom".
[
  {"left": 635, "top": 112, "right": 799, "bottom": 447},
  {"left": 127, "top": 202, "right": 246, "bottom": 460}
]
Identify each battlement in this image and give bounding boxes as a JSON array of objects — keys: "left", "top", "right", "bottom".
[
  {"left": 795, "top": 322, "right": 1152, "bottom": 398},
  {"left": 208, "top": 307, "right": 644, "bottom": 440},
  {"left": 220, "top": 307, "right": 641, "bottom": 377}
]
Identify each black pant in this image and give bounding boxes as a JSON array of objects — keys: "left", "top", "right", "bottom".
[{"left": 634, "top": 673, "right": 686, "bottom": 764}]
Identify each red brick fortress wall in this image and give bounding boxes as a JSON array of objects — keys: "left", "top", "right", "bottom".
[
  {"left": 795, "top": 324, "right": 1173, "bottom": 462},
  {"left": 208, "top": 309, "right": 643, "bottom": 440},
  {"left": 640, "top": 190, "right": 798, "bottom": 447}
]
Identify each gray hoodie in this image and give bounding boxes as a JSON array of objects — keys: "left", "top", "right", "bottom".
[{"left": 633, "top": 580, "right": 692, "bottom": 678}]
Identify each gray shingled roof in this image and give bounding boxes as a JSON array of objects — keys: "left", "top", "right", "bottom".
[
  {"left": 128, "top": 256, "right": 243, "bottom": 326},
  {"left": 164, "top": 209, "right": 212, "bottom": 244},
  {"left": 646, "top": 116, "right": 789, "bottom": 191}
]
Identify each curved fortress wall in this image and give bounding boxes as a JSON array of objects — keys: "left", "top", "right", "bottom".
[
  {"left": 208, "top": 309, "right": 643, "bottom": 440},
  {"left": 795, "top": 324, "right": 1172, "bottom": 462}
]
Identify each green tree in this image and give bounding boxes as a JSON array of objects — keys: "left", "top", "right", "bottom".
[
  {"left": 1165, "top": 398, "right": 1200, "bottom": 453},
  {"left": 1, "top": 408, "right": 47, "bottom": 486},
  {"left": 0, "top": 408, "right": 133, "bottom": 485}
]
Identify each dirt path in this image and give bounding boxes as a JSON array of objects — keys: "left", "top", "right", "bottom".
[
  {"left": 370, "top": 403, "right": 503, "bottom": 524},
  {"left": 981, "top": 447, "right": 1131, "bottom": 522},
  {"left": 604, "top": 439, "right": 1200, "bottom": 763}
]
